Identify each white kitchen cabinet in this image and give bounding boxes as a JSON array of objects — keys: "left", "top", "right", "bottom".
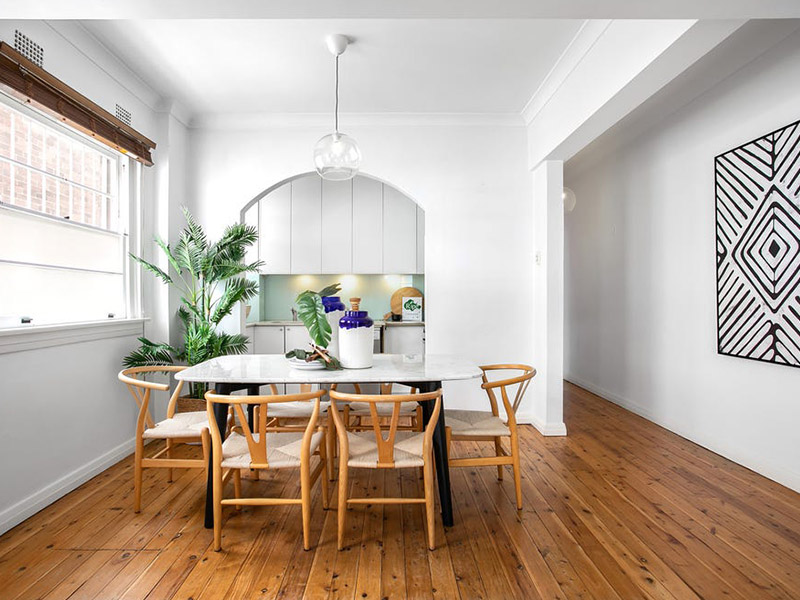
[
  {"left": 259, "top": 184, "right": 291, "bottom": 274},
  {"left": 257, "top": 174, "right": 424, "bottom": 275},
  {"left": 284, "top": 325, "right": 313, "bottom": 353},
  {"left": 252, "top": 325, "right": 285, "bottom": 354},
  {"left": 416, "top": 204, "right": 425, "bottom": 274},
  {"left": 290, "top": 176, "right": 322, "bottom": 274},
  {"left": 321, "top": 179, "right": 352, "bottom": 273},
  {"left": 352, "top": 176, "right": 383, "bottom": 274},
  {"left": 382, "top": 186, "right": 417, "bottom": 274},
  {"left": 384, "top": 325, "right": 425, "bottom": 355}
]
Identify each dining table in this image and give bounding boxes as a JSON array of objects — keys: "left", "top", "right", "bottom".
[{"left": 175, "top": 353, "right": 483, "bottom": 529}]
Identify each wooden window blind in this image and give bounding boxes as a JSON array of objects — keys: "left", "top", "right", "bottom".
[{"left": 0, "top": 41, "right": 156, "bottom": 166}]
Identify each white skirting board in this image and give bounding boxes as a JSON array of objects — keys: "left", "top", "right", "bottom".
[
  {"left": 565, "top": 374, "right": 800, "bottom": 494},
  {"left": 0, "top": 437, "right": 135, "bottom": 535},
  {"left": 515, "top": 412, "right": 568, "bottom": 436}
]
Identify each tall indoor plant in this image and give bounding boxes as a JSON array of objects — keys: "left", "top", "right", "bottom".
[{"left": 123, "top": 207, "right": 262, "bottom": 397}]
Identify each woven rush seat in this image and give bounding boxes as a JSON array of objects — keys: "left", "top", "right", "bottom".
[
  {"left": 347, "top": 401, "right": 418, "bottom": 416},
  {"left": 221, "top": 431, "right": 324, "bottom": 469},
  {"left": 345, "top": 430, "right": 426, "bottom": 468},
  {"left": 142, "top": 411, "right": 217, "bottom": 439},
  {"left": 264, "top": 400, "right": 330, "bottom": 418},
  {"left": 444, "top": 409, "right": 510, "bottom": 437}
]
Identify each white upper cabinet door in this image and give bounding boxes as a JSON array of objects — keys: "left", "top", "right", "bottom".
[
  {"left": 416, "top": 205, "right": 425, "bottom": 274},
  {"left": 382, "top": 186, "right": 417, "bottom": 274},
  {"left": 321, "top": 179, "right": 353, "bottom": 274},
  {"left": 290, "top": 176, "right": 322, "bottom": 274},
  {"left": 352, "top": 177, "right": 383, "bottom": 274},
  {"left": 259, "top": 184, "right": 291, "bottom": 274}
]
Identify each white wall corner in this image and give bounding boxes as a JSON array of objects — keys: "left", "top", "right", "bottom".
[{"left": 530, "top": 159, "right": 565, "bottom": 434}]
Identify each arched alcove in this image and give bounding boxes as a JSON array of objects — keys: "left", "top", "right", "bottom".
[{"left": 240, "top": 172, "right": 425, "bottom": 352}]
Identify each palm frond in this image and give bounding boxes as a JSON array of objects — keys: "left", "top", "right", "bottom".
[
  {"left": 129, "top": 254, "right": 173, "bottom": 285},
  {"left": 122, "top": 337, "right": 178, "bottom": 368}
]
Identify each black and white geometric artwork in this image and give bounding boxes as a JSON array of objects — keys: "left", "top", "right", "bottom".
[{"left": 716, "top": 118, "right": 800, "bottom": 367}]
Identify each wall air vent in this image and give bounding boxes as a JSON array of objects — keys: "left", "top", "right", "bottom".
[
  {"left": 115, "top": 104, "right": 132, "bottom": 126},
  {"left": 14, "top": 30, "right": 43, "bottom": 67}
]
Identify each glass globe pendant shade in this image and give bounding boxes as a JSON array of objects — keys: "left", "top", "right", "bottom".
[{"left": 314, "top": 132, "right": 361, "bottom": 180}]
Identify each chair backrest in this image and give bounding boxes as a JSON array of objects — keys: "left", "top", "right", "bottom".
[
  {"left": 329, "top": 388, "right": 441, "bottom": 468},
  {"left": 118, "top": 366, "right": 186, "bottom": 432},
  {"left": 480, "top": 364, "right": 536, "bottom": 422},
  {"left": 205, "top": 388, "right": 325, "bottom": 469}
]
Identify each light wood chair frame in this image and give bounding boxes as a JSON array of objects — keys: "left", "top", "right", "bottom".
[
  {"left": 118, "top": 366, "right": 211, "bottom": 513},
  {"left": 205, "top": 388, "right": 330, "bottom": 551},
  {"left": 329, "top": 388, "right": 442, "bottom": 550},
  {"left": 341, "top": 383, "right": 423, "bottom": 433},
  {"left": 445, "top": 364, "right": 536, "bottom": 510},
  {"left": 262, "top": 383, "right": 338, "bottom": 482}
]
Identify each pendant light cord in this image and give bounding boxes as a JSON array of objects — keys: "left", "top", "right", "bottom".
[{"left": 334, "top": 54, "right": 340, "bottom": 134}]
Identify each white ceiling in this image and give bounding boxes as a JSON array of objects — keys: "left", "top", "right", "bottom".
[{"left": 81, "top": 19, "right": 584, "bottom": 118}]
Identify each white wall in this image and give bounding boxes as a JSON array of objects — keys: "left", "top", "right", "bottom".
[
  {"left": 0, "top": 21, "right": 178, "bottom": 532},
  {"left": 565, "top": 29, "right": 800, "bottom": 492},
  {"left": 187, "top": 118, "right": 537, "bottom": 415}
]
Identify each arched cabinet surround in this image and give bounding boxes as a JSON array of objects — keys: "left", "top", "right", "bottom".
[{"left": 242, "top": 173, "right": 424, "bottom": 275}]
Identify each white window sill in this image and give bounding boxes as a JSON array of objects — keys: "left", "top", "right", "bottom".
[{"left": 0, "top": 318, "right": 146, "bottom": 354}]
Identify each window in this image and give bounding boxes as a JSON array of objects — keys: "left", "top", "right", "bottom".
[{"left": 0, "top": 94, "right": 140, "bottom": 327}]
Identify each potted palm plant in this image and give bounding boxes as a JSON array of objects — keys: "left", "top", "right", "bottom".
[{"left": 123, "top": 207, "right": 262, "bottom": 404}]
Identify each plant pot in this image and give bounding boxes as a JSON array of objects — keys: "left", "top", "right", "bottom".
[{"left": 176, "top": 394, "right": 207, "bottom": 414}]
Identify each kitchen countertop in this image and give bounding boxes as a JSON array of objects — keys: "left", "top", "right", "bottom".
[{"left": 246, "top": 320, "right": 424, "bottom": 327}]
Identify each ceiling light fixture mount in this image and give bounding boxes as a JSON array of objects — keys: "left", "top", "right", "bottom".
[{"left": 313, "top": 34, "right": 361, "bottom": 181}]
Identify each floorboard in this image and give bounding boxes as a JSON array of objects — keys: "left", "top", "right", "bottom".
[{"left": 2, "top": 382, "right": 799, "bottom": 599}]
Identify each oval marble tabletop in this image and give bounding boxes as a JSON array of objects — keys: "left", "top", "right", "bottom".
[{"left": 175, "top": 353, "right": 482, "bottom": 384}]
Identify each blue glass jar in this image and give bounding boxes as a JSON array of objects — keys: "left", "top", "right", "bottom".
[
  {"left": 339, "top": 298, "right": 374, "bottom": 369},
  {"left": 321, "top": 296, "right": 346, "bottom": 313},
  {"left": 322, "top": 296, "right": 346, "bottom": 357}
]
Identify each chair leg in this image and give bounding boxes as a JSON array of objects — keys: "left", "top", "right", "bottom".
[
  {"left": 213, "top": 465, "right": 224, "bottom": 551},
  {"left": 201, "top": 429, "right": 211, "bottom": 479},
  {"left": 424, "top": 458, "right": 436, "bottom": 550},
  {"left": 326, "top": 412, "right": 336, "bottom": 481},
  {"left": 337, "top": 459, "right": 348, "bottom": 550},
  {"left": 165, "top": 438, "right": 173, "bottom": 483},
  {"left": 494, "top": 437, "right": 504, "bottom": 481},
  {"left": 233, "top": 469, "right": 242, "bottom": 510},
  {"left": 319, "top": 438, "right": 333, "bottom": 510},
  {"left": 511, "top": 432, "right": 522, "bottom": 510},
  {"left": 301, "top": 460, "right": 312, "bottom": 551},
  {"left": 133, "top": 435, "right": 144, "bottom": 513},
  {"left": 445, "top": 426, "right": 452, "bottom": 456}
]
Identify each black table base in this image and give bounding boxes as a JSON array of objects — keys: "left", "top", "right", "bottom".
[{"left": 203, "top": 381, "right": 454, "bottom": 529}]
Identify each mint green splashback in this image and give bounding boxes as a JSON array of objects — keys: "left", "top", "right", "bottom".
[{"left": 248, "top": 274, "right": 425, "bottom": 322}]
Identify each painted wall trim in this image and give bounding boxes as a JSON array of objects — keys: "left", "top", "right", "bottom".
[
  {"left": 0, "top": 318, "right": 145, "bottom": 354},
  {"left": 521, "top": 19, "right": 611, "bottom": 125},
  {"left": 565, "top": 375, "right": 800, "bottom": 494},
  {"left": 517, "top": 412, "right": 568, "bottom": 436},
  {"left": 0, "top": 436, "right": 135, "bottom": 535},
  {"left": 190, "top": 112, "right": 525, "bottom": 130}
]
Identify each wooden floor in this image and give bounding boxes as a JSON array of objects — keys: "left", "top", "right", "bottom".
[{"left": 1, "top": 383, "right": 799, "bottom": 599}]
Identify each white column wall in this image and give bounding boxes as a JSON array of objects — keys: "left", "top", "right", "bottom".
[{"left": 529, "top": 160, "right": 567, "bottom": 434}]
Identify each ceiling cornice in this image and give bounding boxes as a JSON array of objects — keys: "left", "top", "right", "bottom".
[
  {"left": 189, "top": 112, "right": 526, "bottom": 130},
  {"left": 521, "top": 19, "right": 611, "bottom": 126}
]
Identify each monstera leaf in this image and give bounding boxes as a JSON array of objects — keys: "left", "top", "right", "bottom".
[{"left": 295, "top": 291, "right": 332, "bottom": 348}]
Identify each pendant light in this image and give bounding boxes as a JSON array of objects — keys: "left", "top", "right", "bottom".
[{"left": 314, "top": 34, "right": 362, "bottom": 180}]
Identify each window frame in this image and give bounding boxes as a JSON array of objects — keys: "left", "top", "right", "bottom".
[{"left": 0, "top": 91, "right": 143, "bottom": 330}]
